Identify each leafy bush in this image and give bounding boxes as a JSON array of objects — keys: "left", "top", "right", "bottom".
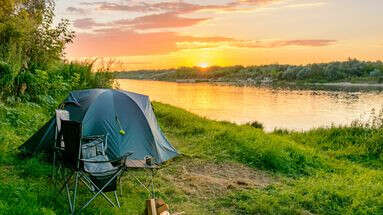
[
  {"left": 370, "top": 68, "right": 382, "bottom": 77},
  {"left": 0, "top": 61, "right": 13, "bottom": 94},
  {"left": 246, "top": 121, "right": 264, "bottom": 129},
  {"left": 281, "top": 66, "right": 298, "bottom": 81},
  {"left": 0, "top": 0, "right": 75, "bottom": 99},
  {"left": 324, "top": 63, "right": 345, "bottom": 81},
  {"left": 52, "top": 62, "right": 114, "bottom": 90},
  {"left": 0, "top": 60, "right": 114, "bottom": 104},
  {"left": 296, "top": 67, "right": 312, "bottom": 80}
]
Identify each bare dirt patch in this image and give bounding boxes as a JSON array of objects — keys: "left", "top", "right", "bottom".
[{"left": 161, "top": 158, "right": 274, "bottom": 198}]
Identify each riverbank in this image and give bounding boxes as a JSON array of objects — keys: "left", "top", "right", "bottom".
[
  {"left": 0, "top": 100, "right": 382, "bottom": 214},
  {"left": 115, "top": 59, "right": 383, "bottom": 91}
]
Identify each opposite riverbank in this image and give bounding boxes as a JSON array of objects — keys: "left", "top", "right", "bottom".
[
  {"left": 0, "top": 98, "right": 382, "bottom": 214},
  {"left": 115, "top": 59, "right": 383, "bottom": 91}
]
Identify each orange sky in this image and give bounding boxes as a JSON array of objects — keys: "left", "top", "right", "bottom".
[{"left": 56, "top": 0, "right": 383, "bottom": 70}]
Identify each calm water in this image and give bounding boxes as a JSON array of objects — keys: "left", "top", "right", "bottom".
[{"left": 118, "top": 79, "right": 383, "bottom": 131}]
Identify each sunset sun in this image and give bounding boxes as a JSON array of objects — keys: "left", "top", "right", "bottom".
[{"left": 198, "top": 62, "right": 209, "bottom": 68}]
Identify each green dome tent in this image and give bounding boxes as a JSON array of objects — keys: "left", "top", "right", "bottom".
[{"left": 19, "top": 89, "right": 179, "bottom": 163}]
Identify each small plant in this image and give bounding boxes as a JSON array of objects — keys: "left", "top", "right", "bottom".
[
  {"left": 273, "top": 128, "right": 290, "bottom": 135},
  {"left": 246, "top": 120, "right": 264, "bottom": 129}
]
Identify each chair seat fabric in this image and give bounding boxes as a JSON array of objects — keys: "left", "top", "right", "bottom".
[{"left": 84, "top": 155, "right": 118, "bottom": 177}]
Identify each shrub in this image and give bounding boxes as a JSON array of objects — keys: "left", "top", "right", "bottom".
[
  {"left": 296, "top": 67, "right": 312, "bottom": 80},
  {"left": 0, "top": 0, "right": 74, "bottom": 99},
  {"left": 0, "top": 61, "right": 13, "bottom": 94},
  {"left": 370, "top": 69, "right": 382, "bottom": 77},
  {"left": 324, "top": 64, "right": 345, "bottom": 81},
  {"left": 0, "top": 62, "right": 115, "bottom": 104},
  {"left": 281, "top": 66, "right": 298, "bottom": 81},
  {"left": 24, "top": 70, "right": 50, "bottom": 97},
  {"left": 246, "top": 121, "right": 264, "bottom": 129},
  {"left": 54, "top": 62, "right": 115, "bottom": 90}
]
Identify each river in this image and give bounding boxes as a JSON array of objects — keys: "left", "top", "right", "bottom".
[{"left": 118, "top": 79, "right": 383, "bottom": 131}]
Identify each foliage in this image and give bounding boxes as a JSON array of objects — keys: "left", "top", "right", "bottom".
[
  {"left": 0, "top": 61, "right": 13, "bottom": 94},
  {"left": 6, "top": 62, "right": 114, "bottom": 105},
  {"left": 370, "top": 68, "right": 382, "bottom": 77},
  {"left": 53, "top": 62, "right": 115, "bottom": 90},
  {"left": 246, "top": 120, "right": 264, "bottom": 129},
  {"left": 287, "top": 109, "right": 383, "bottom": 169},
  {"left": 116, "top": 59, "right": 383, "bottom": 84},
  {"left": 0, "top": 0, "right": 75, "bottom": 97}
]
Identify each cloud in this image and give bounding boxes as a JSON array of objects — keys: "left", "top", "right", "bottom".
[
  {"left": 66, "top": 7, "right": 87, "bottom": 15},
  {"left": 284, "top": 2, "right": 327, "bottom": 9},
  {"left": 234, "top": 39, "right": 337, "bottom": 48},
  {"left": 73, "top": 12, "right": 210, "bottom": 30},
  {"left": 83, "top": 1, "right": 228, "bottom": 13},
  {"left": 73, "top": 18, "right": 107, "bottom": 29},
  {"left": 67, "top": 1, "right": 333, "bottom": 58},
  {"left": 177, "top": 39, "right": 337, "bottom": 49},
  {"left": 265, "top": 39, "right": 337, "bottom": 48},
  {"left": 67, "top": 26, "right": 336, "bottom": 58},
  {"left": 66, "top": 30, "right": 235, "bottom": 57},
  {"left": 114, "top": 12, "right": 209, "bottom": 29},
  {"left": 80, "top": 0, "right": 277, "bottom": 14},
  {"left": 73, "top": 1, "right": 281, "bottom": 31}
]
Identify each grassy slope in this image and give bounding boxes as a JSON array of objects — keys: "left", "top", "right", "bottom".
[{"left": 0, "top": 101, "right": 382, "bottom": 214}]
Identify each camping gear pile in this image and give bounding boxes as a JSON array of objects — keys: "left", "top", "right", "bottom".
[{"left": 19, "top": 89, "right": 179, "bottom": 214}]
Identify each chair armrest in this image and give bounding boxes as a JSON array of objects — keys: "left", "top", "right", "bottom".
[
  {"left": 121, "top": 151, "right": 134, "bottom": 159},
  {"left": 82, "top": 135, "right": 105, "bottom": 141},
  {"left": 79, "top": 158, "right": 115, "bottom": 163},
  {"left": 111, "top": 151, "right": 134, "bottom": 167},
  {"left": 54, "top": 146, "right": 65, "bottom": 151},
  {"left": 80, "top": 152, "right": 134, "bottom": 164}
]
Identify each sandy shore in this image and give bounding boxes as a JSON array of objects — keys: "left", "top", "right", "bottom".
[{"left": 308, "top": 82, "right": 383, "bottom": 87}]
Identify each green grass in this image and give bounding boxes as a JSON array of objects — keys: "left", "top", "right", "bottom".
[{"left": 0, "top": 101, "right": 382, "bottom": 214}]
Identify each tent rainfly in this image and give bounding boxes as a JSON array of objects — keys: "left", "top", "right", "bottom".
[{"left": 19, "top": 89, "right": 179, "bottom": 163}]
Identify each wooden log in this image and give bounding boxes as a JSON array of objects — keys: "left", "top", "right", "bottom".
[{"left": 146, "top": 199, "right": 157, "bottom": 215}]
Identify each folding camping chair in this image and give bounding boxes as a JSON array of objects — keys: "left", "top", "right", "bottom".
[{"left": 58, "top": 120, "right": 132, "bottom": 214}]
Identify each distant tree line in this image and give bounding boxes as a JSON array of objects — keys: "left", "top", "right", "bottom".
[{"left": 116, "top": 59, "right": 383, "bottom": 84}]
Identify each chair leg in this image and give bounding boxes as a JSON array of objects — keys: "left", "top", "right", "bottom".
[
  {"left": 52, "top": 151, "right": 56, "bottom": 180},
  {"left": 58, "top": 165, "right": 64, "bottom": 180},
  {"left": 66, "top": 182, "right": 73, "bottom": 213},
  {"left": 119, "top": 176, "right": 123, "bottom": 196},
  {"left": 80, "top": 176, "right": 95, "bottom": 192},
  {"left": 151, "top": 169, "right": 155, "bottom": 199},
  {"left": 79, "top": 172, "right": 116, "bottom": 207},
  {"left": 61, "top": 170, "right": 124, "bottom": 214},
  {"left": 59, "top": 172, "right": 74, "bottom": 194},
  {"left": 72, "top": 172, "right": 79, "bottom": 214},
  {"left": 114, "top": 191, "right": 120, "bottom": 208},
  {"left": 78, "top": 169, "right": 122, "bottom": 213}
]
